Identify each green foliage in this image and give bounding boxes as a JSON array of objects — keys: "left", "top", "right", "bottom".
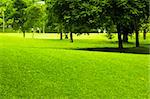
[
  {"left": 12, "top": 0, "right": 28, "bottom": 32},
  {"left": 0, "top": 18, "right": 2, "bottom": 24},
  {"left": 1, "top": 0, "right": 149, "bottom": 47},
  {"left": 105, "top": 33, "right": 115, "bottom": 40},
  {"left": 0, "top": 0, "right": 13, "bottom": 29},
  {"left": 10, "top": 0, "right": 47, "bottom": 33},
  {"left": 103, "top": 0, "right": 149, "bottom": 47},
  {"left": 24, "top": 4, "right": 47, "bottom": 31},
  {"left": 47, "top": 0, "right": 106, "bottom": 33}
]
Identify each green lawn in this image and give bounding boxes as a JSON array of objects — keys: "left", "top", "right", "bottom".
[{"left": 0, "top": 33, "right": 150, "bottom": 98}]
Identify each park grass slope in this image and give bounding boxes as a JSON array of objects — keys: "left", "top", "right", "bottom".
[{"left": 0, "top": 33, "right": 149, "bottom": 98}]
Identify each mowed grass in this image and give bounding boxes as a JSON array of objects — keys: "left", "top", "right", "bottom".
[{"left": 0, "top": 33, "right": 150, "bottom": 98}]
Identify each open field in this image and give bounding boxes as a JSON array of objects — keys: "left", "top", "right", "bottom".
[{"left": 0, "top": 33, "right": 150, "bottom": 98}]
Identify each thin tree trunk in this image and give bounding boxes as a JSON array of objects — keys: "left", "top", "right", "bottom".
[
  {"left": 39, "top": 29, "right": 41, "bottom": 33},
  {"left": 117, "top": 25, "right": 123, "bottom": 49},
  {"left": 60, "top": 32, "right": 62, "bottom": 40},
  {"left": 123, "top": 33, "right": 128, "bottom": 42},
  {"left": 32, "top": 28, "right": 35, "bottom": 38},
  {"left": 32, "top": 30, "right": 34, "bottom": 38},
  {"left": 65, "top": 33, "right": 68, "bottom": 39},
  {"left": 43, "top": 23, "right": 45, "bottom": 33},
  {"left": 23, "top": 31, "right": 25, "bottom": 38},
  {"left": 135, "top": 29, "right": 139, "bottom": 47},
  {"left": 143, "top": 29, "right": 146, "bottom": 40},
  {"left": 32, "top": 32, "right": 34, "bottom": 38},
  {"left": 118, "top": 32, "right": 123, "bottom": 49},
  {"left": 134, "top": 17, "right": 139, "bottom": 47},
  {"left": 70, "top": 32, "right": 73, "bottom": 42},
  {"left": 2, "top": 11, "right": 5, "bottom": 32}
]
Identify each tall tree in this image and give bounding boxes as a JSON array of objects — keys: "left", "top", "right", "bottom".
[
  {"left": 47, "top": 0, "right": 105, "bottom": 42},
  {"left": 105, "top": 0, "right": 128, "bottom": 49},
  {"left": 105, "top": 0, "right": 149, "bottom": 48},
  {"left": 46, "top": 0, "right": 65, "bottom": 39},
  {"left": 25, "top": 3, "right": 47, "bottom": 34},
  {"left": 0, "top": 0, "right": 12, "bottom": 32},
  {"left": 141, "top": 22, "right": 150, "bottom": 40},
  {"left": 128, "top": 0, "right": 149, "bottom": 47},
  {"left": 12, "top": 0, "right": 28, "bottom": 37}
]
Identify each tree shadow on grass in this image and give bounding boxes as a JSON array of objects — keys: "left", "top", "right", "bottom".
[
  {"left": 109, "top": 41, "right": 135, "bottom": 44},
  {"left": 74, "top": 47, "right": 150, "bottom": 54}
]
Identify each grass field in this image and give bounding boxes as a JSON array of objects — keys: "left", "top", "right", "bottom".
[{"left": 0, "top": 33, "right": 150, "bottom": 98}]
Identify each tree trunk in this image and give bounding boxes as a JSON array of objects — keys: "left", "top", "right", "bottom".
[
  {"left": 65, "top": 33, "right": 68, "bottom": 39},
  {"left": 43, "top": 23, "right": 45, "bottom": 33},
  {"left": 117, "top": 25, "right": 123, "bottom": 49},
  {"left": 123, "top": 33, "right": 128, "bottom": 42},
  {"left": 118, "top": 32, "right": 123, "bottom": 49},
  {"left": 143, "top": 29, "right": 146, "bottom": 40},
  {"left": 39, "top": 29, "right": 41, "bottom": 33},
  {"left": 134, "top": 17, "right": 139, "bottom": 47},
  {"left": 32, "top": 31, "right": 34, "bottom": 38},
  {"left": 60, "top": 32, "right": 62, "bottom": 40},
  {"left": 2, "top": 11, "right": 5, "bottom": 32},
  {"left": 135, "top": 29, "right": 139, "bottom": 47},
  {"left": 70, "top": 32, "right": 73, "bottom": 42},
  {"left": 32, "top": 28, "right": 35, "bottom": 38},
  {"left": 32, "top": 30, "right": 35, "bottom": 38},
  {"left": 23, "top": 31, "right": 25, "bottom": 38}
]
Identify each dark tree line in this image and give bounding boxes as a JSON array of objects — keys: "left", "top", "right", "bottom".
[
  {"left": 46, "top": 0, "right": 149, "bottom": 48},
  {"left": 0, "top": 0, "right": 149, "bottom": 48}
]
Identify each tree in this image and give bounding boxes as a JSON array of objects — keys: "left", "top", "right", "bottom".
[
  {"left": 47, "top": 0, "right": 149, "bottom": 47},
  {"left": 35, "top": 1, "right": 47, "bottom": 33},
  {"left": 105, "top": 0, "right": 128, "bottom": 49},
  {"left": 46, "top": 0, "right": 65, "bottom": 40},
  {"left": 47, "top": 0, "right": 105, "bottom": 42},
  {"left": 12, "top": 0, "right": 28, "bottom": 37},
  {"left": 25, "top": 3, "right": 47, "bottom": 37},
  {"left": 143, "top": 24, "right": 150, "bottom": 40},
  {"left": 0, "top": 0, "right": 11, "bottom": 32},
  {"left": 105, "top": 0, "right": 149, "bottom": 48},
  {"left": 127, "top": 0, "right": 149, "bottom": 47},
  {"left": 141, "top": 18, "right": 150, "bottom": 40},
  {"left": 122, "top": 22, "right": 134, "bottom": 43}
]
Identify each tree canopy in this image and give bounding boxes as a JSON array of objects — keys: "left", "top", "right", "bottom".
[
  {"left": 46, "top": 0, "right": 149, "bottom": 47},
  {"left": 0, "top": 0, "right": 149, "bottom": 48}
]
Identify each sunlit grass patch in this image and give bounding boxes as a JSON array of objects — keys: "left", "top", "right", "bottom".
[{"left": 0, "top": 33, "right": 149, "bottom": 98}]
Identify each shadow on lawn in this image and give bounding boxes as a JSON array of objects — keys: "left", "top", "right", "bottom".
[{"left": 74, "top": 47, "right": 150, "bottom": 54}]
